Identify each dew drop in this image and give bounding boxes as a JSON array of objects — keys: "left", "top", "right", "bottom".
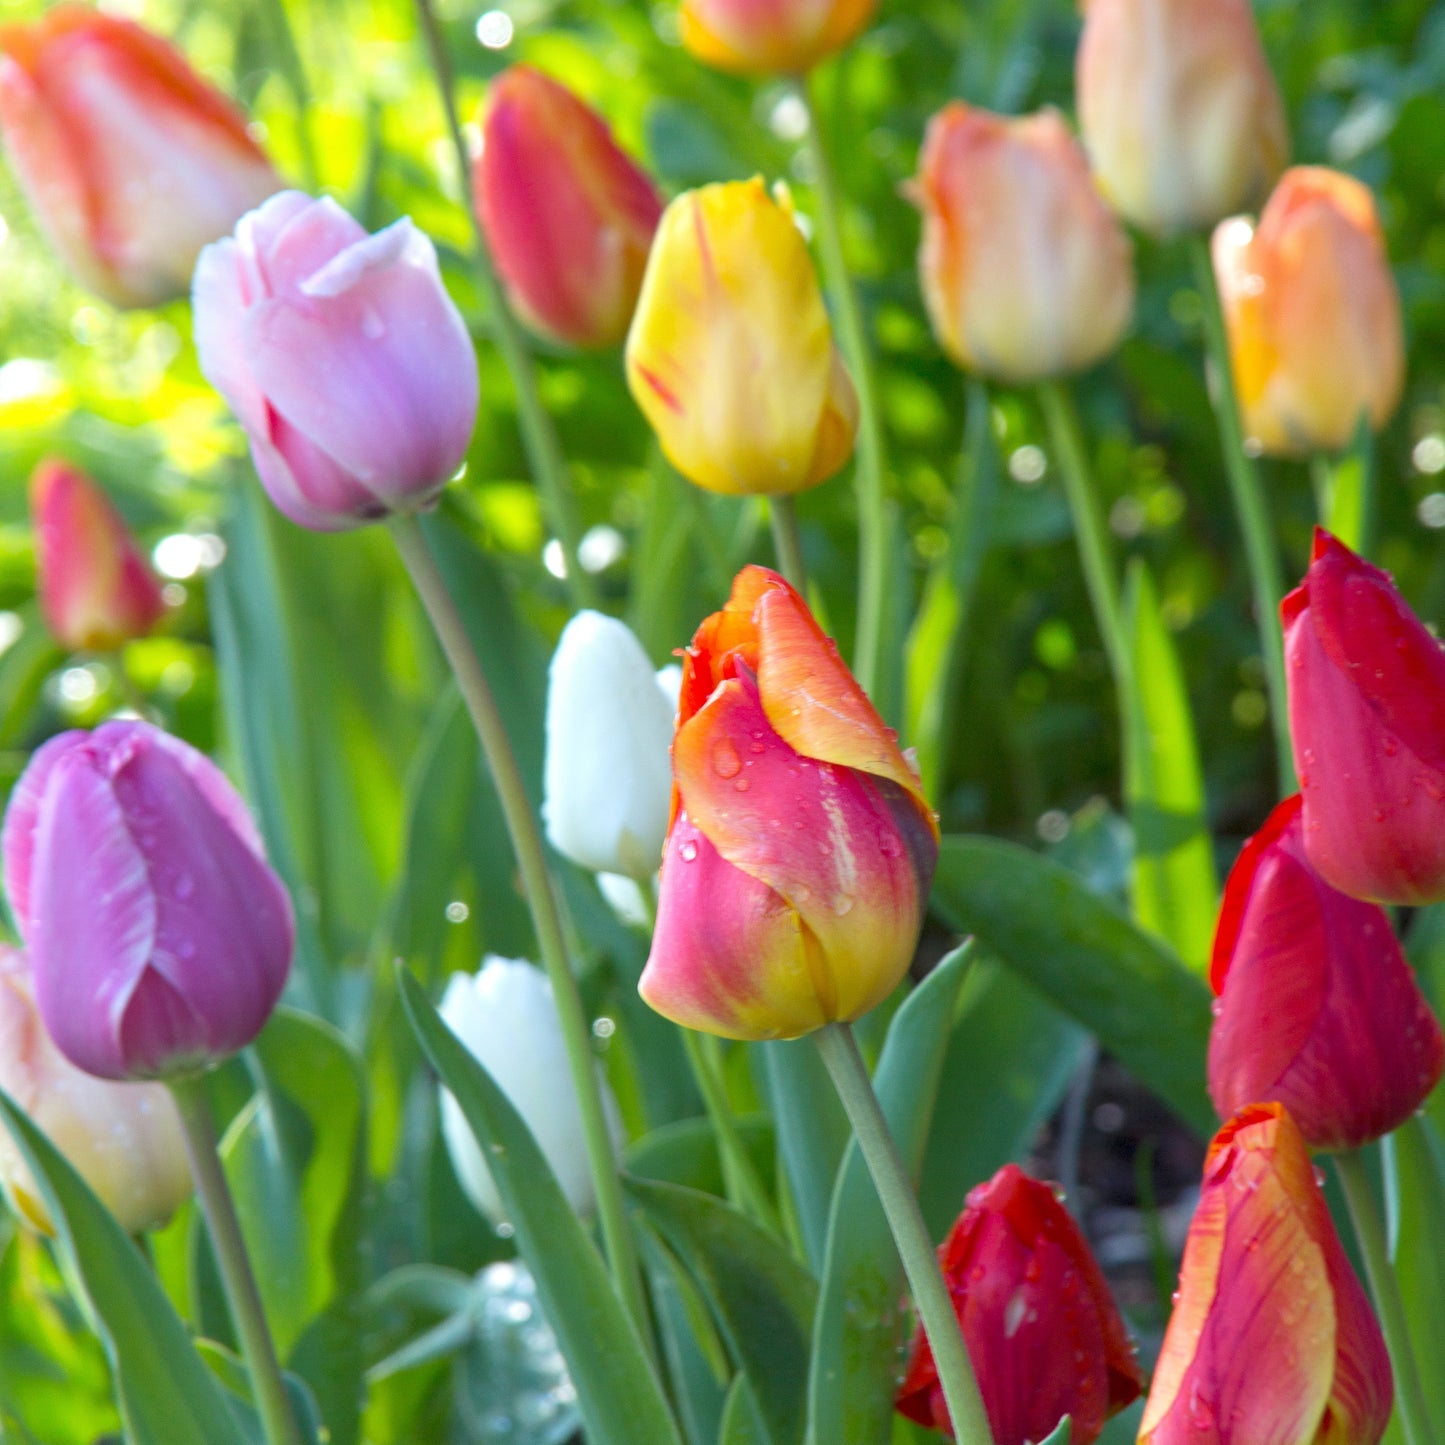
[
  {"left": 360, "top": 305, "right": 386, "bottom": 340},
  {"left": 711, "top": 739, "right": 742, "bottom": 778},
  {"left": 679, "top": 841, "right": 698, "bottom": 862},
  {"left": 733, "top": 776, "right": 751, "bottom": 793},
  {"left": 173, "top": 872, "right": 194, "bottom": 901}
]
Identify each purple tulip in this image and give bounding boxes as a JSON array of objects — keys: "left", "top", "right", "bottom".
[
  {"left": 2, "top": 721, "right": 294, "bottom": 1080},
  {"left": 192, "top": 190, "right": 479, "bottom": 532}
]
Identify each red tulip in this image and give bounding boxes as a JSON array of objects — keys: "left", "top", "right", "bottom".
[
  {"left": 1283, "top": 529, "right": 1445, "bottom": 905},
  {"left": 895, "top": 1163, "right": 1143, "bottom": 1445},
  {"left": 1209, "top": 794, "right": 1444, "bottom": 1149}
]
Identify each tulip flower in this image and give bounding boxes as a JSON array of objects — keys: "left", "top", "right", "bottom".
[
  {"left": 679, "top": 0, "right": 874, "bottom": 76},
  {"left": 1, "top": 720, "right": 294, "bottom": 1081},
  {"left": 0, "top": 5, "right": 280, "bottom": 307},
  {"left": 1208, "top": 794, "right": 1444, "bottom": 1150},
  {"left": 909, "top": 103, "right": 1134, "bottom": 384},
  {"left": 474, "top": 67, "right": 664, "bottom": 349},
  {"left": 1140, "top": 1103, "right": 1391, "bottom": 1445},
  {"left": 0, "top": 947, "right": 190, "bottom": 1234},
  {"left": 30, "top": 458, "right": 166, "bottom": 653},
  {"left": 639, "top": 565, "right": 938, "bottom": 1040},
  {"left": 1076, "top": 0, "right": 1288, "bottom": 236},
  {"left": 1212, "top": 167, "right": 1404, "bottom": 456},
  {"left": 543, "top": 610, "right": 677, "bottom": 879},
  {"left": 438, "top": 957, "right": 623, "bottom": 1225},
  {"left": 895, "top": 1164, "right": 1143, "bottom": 1445},
  {"left": 1283, "top": 529, "right": 1445, "bottom": 906},
  {"left": 193, "top": 190, "right": 479, "bottom": 532},
  {"left": 626, "top": 179, "right": 858, "bottom": 497}
]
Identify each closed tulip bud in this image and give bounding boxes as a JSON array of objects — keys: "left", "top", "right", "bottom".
[
  {"left": 639, "top": 566, "right": 938, "bottom": 1040},
  {"left": 474, "top": 67, "right": 664, "bottom": 349},
  {"left": 1209, "top": 794, "right": 1445, "bottom": 1150},
  {"left": 1, "top": 721, "right": 294, "bottom": 1081},
  {"left": 30, "top": 458, "right": 166, "bottom": 653},
  {"left": 0, "top": 5, "right": 280, "bottom": 307},
  {"left": 626, "top": 179, "right": 858, "bottom": 497},
  {"left": 1212, "top": 168, "right": 1403, "bottom": 456},
  {"left": 910, "top": 103, "right": 1134, "bottom": 384},
  {"left": 1140, "top": 1103, "right": 1392, "bottom": 1445},
  {"left": 1284, "top": 530, "right": 1445, "bottom": 906},
  {"left": 438, "top": 957, "right": 623, "bottom": 1225},
  {"left": 193, "top": 191, "right": 479, "bottom": 532},
  {"left": 896, "top": 1164, "right": 1143, "bottom": 1445},
  {"left": 0, "top": 948, "right": 189, "bottom": 1234},
  {"left": 1076, "top": 0, "right": 1288, "bottom": 236},
  {"left": 543, "top": 611, "right": 677, "bottom": 879},
  {"left": 679, "top": 0, "right": 873, "bottom": 76}
]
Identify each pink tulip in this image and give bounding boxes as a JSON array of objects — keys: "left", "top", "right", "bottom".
[
  {"left": 193, "top": 191, "right": 479, "bottom": 531},
  {"left": 2, "top": 721, "right": 294, "bottom": 1080}
]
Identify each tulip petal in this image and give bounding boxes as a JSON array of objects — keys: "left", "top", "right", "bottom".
[{"left": 1, "top": 728, "right": 86, "bottom": 936}]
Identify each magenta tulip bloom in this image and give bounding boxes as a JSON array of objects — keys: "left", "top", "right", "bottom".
[
  {"left": 2, "top": 721, "right": 294, "bottom": 1080},
  {"left": 193, "top": 190, "right": 479, "bottom": 532},
  {"left": 1283, "top": 529, "right": 1445, "bottom": 905},
  {"left": 1209, "top": 794, "right": 1444, "bottom": 1150}
]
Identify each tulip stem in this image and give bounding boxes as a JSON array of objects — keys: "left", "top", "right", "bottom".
[
  {"left": 769, "top": 496, "right": 808, "bottom": 592},
  {"left": 1188, "top": 234, "right": 1295, "bottom": 793},
  {"left": 814, "top": 1022, "right": 995, "bottom": 1445},
  {"left": 1336, "top": 1149, "right": 1437, "bottom": 1445},
  {"left": 168, "top": 1076, "right": 305, "bottom": 1445},
  {"left": 410, "top": 0, "right": 595, "bottom": 610},
  {"left": 796, "top": 74, "right": 890, "bottom": 701},
  {"left": 388, "top": 515, "right": 652, "bottom": 1353}
]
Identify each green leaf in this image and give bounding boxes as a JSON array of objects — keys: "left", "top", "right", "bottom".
[
  {"left": 626, "top": 1175, "right": 817, "bottom": 1445},
  {"left": 809, "top": 943, "right": 974, "bottom": 1445},
  {"left": 932, "top": 836, "right": 1214, "bottom": 1134},
  {"left": 718, "top": 1376, "right": 769, "bottom": 1445},
  {"left": 1038, "top": 1417, "right": 1072, "bottom": 1444},
  {"left": 0, "top": 1087, "right": 249, "bottom": 1445},
  {"left": 641, "top": 1229, "right": 730, "bottom": 1445},
  {"left": 627, "top": 1114, "right": 776, "bottom": 1199},
  {"left": 396, "top": 967, "right": 682, "bottom": 1445},
  {"left": 1122, "top": 562, "right": 1218, "bottom": 973},
  {"left": 1389, "top": 1116, "right": 1445, "bottom": 1438}
]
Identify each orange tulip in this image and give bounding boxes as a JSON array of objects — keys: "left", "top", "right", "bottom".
[{"left": 680, "top": 0, "right": 874, "bottom": 76}]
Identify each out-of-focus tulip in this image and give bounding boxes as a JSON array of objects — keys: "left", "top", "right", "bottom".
[
  {"left": 29, "top": 458, "right": 166, "bottom": 653},
  {"left": 474, "top": 66, "right": 663, "bottom": 349},
  {"left": 1212, "top": 167, "right": 1403, "bottom": 456},
  {"left": 1140, "top": 1103, "right": 1391, "bottom": 1445},
  {"left": 909, "top": 103, "right": 1134, "bottom": 384},
  {"left": 895, "top": 1163, "right": 1142, "bottom": 1445},
  {"left": 1283, "top": 529, "right": 1445, "bottom": 906},
  {"left": 626, "top": 179, "right": 857, "bottom": 497},
  {"left": 543, "top": 610, "right": 677, "bottom": 879},
  {"left": 1076, "top": 0, "right": 1288, "bottom": 236},
  {"left": 193, "top": 191, "right": 479, "bottom": 532},
  {"left": 0, "top": 5, "right": 280, "bottom": 307},
  {"left": 438, "top": 957, "right": 623, "bottom": 1225},
  {"left": 679, "top": 0, "right": 873, "bottom": 77},
  {"left": 1, "top": 720, "right": 294, "bottom": 1081},
  {"left": 639, "top": 566, "right": 938, "bottom": 1040},
  {"left": 0, "top": 947, "right": 189, "bottom": 1234},
  {"left": 1208, "top": 794, "right": 1444, "bottom": 1150}
]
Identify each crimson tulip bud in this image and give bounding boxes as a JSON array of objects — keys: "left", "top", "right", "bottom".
[
  {"left": 1213, "top": 167, "right": 1403, "bottom": 456},
  {"left": 1208, "top": 794, "right": 1444, "bottom": 1150},
  {"left": 1283, "top": 529, "right": 1445, "bottom": 906},
  {"left": 910, "top": 103, "right": 1134, "bottom": 383},
  {"left": 895, "top": 1164, "right": 1143, "bottom": 1445},
  {"left": 474, "top": 67, "right": 663, "bottom": 349},
  {"left": 193, "top": 191, "right": 479, "bottom": 532},
  {"left": 30, "top": 458, "right": 166, "bottom": 653},
  {"left": 1140, "top": 1103, "right": 1391, "bottom": 1445},
  {"left": 0, "top": 5, "right": 280, "bottom": 307},
  {"left": 2, "top": 721, "right": 294, "bottom": 1081},
  {"left": 679, "top": 0, "right": 874, "bottom": 76},
  {"left": 639, "top": 566, "right": 938, "bottom": 1040}
]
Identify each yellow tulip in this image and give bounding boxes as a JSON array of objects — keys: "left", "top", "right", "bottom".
[{"left": 679, "top": 0, "right": 874, "bottom": 76}]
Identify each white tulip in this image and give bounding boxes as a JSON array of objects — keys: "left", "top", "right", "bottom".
[
  {"left": 543, "top": 611, "right": 677, "bottom": 879},
  {"left": 438, "top": 957, "right": 623, "bottom": 1226}
]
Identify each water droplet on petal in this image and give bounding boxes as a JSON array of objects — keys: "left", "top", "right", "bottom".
[
  {"left": 711, "top": 739, "right": 741, "bottom": 779},
  {"left": 679, "top": 841, "right": 698, "bottom": 862}
]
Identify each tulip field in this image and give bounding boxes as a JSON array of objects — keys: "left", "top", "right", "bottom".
[{"left": 2, "top": 0, "right": 1445, "bottom": 1440}]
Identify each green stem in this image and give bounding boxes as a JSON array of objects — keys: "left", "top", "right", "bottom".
[
  {"left": 768, "top": 495, "right": 808, "bottom": 592},
  {"left": 411, "top": 0, "right": 595, "bottom": 609},
  {"left": 388, "top": 515, "right": 650, "bottom": 1349},
  {"left": 1336, "top": 1150, "right": 1436, "bottom": 1445},
  {"left": 814, "top": 1024, "right": 995, "bottom": 1445},
  {"left": 796, "top": 73, "right": 889, "bottom": 697},
  {"left": 169, "top": 1078, "right": 304, "bottom": 1445},
  {"left": 1188, "top": 235, "right": 1295, "bottom": 792}
]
